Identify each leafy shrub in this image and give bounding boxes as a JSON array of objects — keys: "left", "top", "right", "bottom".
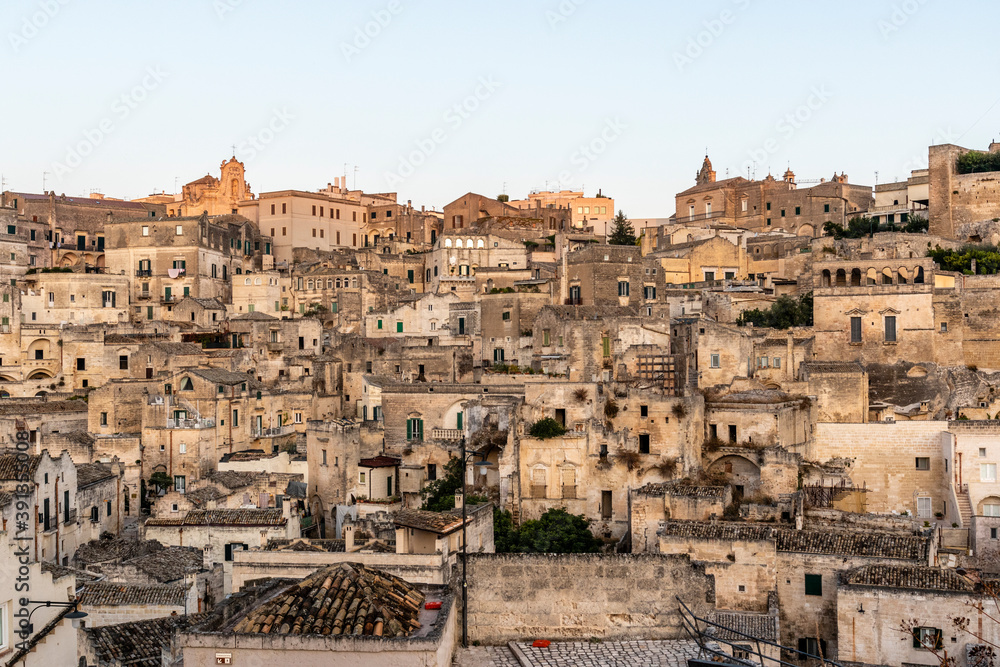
[
  {"left": 737, "top": 293, "right": 813, "bottom": 329},
  {"left": 957, "top": 150, "right": 1000, "bottom": 174},
  {"left": 604, "top": 398, "right": 619, "bottom": 419},
  {"left": 929, "top": 244, "right": 1000, "bottom": 275},
  {"left": 495, "top": 507, "right": 602, "bottom": 553},
  {"left": 573, "top": 388, "right": 589, "bottom": 403},
  {"left": 671, "top": 403, "right": 688, "bottom": 419},
  {"left": 528, "top": 418, "right": 567, "bottom": 439}
]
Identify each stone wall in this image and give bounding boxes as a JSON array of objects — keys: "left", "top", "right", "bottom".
[{"left": 465, "top": 553, "right": 714, "bottom": 643}]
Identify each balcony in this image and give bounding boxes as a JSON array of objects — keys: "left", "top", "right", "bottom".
[
  {"left": 162, "top": 295, "right": 176, "bottom": 303},
  {"left": 431, "top": 428, "right": 463, "bottom": 441},
  {"left": 253, "top": 425, "right": 294, "bottom": 438},
  {"left": 266, "top": 341, "right": 283, "bottom": 352},
  {"left": 166, "top": 417, "right": 215, "bottom": 429},
  {"left": 137, "top": 292, "right": 151, "bottom": 300},
  {"left": 136, "top": 269, "right": 152, "bottom": 277},
  {"left": 64, "top": 508, "right": 77, "bottom": 525}
]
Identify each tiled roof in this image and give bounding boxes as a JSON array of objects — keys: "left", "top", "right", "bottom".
[
  {"left": 0, "top": 452, "right": 40, "bottom": 480},
  {"left": 76, "top": 462, "right": 116, "bottom": 489},
  {"left": 87, "top": 613, "right": 209, "bottom": 667},
  {"left": 232, "top": 311, "right": 278, "bottom": 321},
  {"left": 710, "top": 611, "right": 778, "bottom": 642},
  {"left": 208, "top": 470, "right": 258, "bottom": 489},
  {"left": 775, "top": 530, "right": 928, "bottom": 560},
  {"left": 843, "top": 564, "right": 975, "bottom": 592},
  {"left": 393, "top": 508, "right": 465, "bottom": 535},
  {"left": 149, "top": 341, "right": 205, "bottom": 356},
  {"left": 80, "top": 582, "right": 186, "bottom": 607},
  {"left": 658, "top": 522, "right": 929, "bottom": 560},
  {"left": 189, "top": 368, "right": 250, "bottom": 385},
  {"left": 146, "top": 508, "right": 285, "bottom": 527},
  {"left": 359, "top": 455, "right": 401, "bottom": 469},
  {"left": 75, "top": 538, "right": 164, "bottom": 566},
  {"left": 126, "top": 546, "right": 206, "bottom": 583},
  {"left": 41, "top": 561, "right": 100, "bottom": 584},
  {"left": 265, "top": 538, "right": 345, "bottom": 552},
  {"left": 0, "top": 400, "right": 87, "bottom": 415},
  {"left": 230, "top": 563, "right": 425, "bottom": 637},
  {"left": 0, "top": 492, "right": 11, "bottom": 508},
  {"left": 184, "top": 485, "right": 225, "bottom": 507},
  {"left": 658, "top": 521, "right": 774, "bottom": 542}
]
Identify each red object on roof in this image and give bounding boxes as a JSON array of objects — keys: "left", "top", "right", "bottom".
[
  {"left": 358, "top": 456, "right": 402, "bottom": 469},
  {"left": 424, "top": 601, "right": 442, "bottom": 610},
  {"left": 532, "top": 640, "right": 551, "bottom": 648}
]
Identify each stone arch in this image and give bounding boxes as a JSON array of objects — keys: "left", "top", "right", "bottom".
[
  {"left": 914, "top": 267, "right": 925, "bottom": 284},
  {"left": 978, "top": 496, "right": 1000, "bottom": 515},
  {"left": 881, "top": 268, "right": 893, "bottom": 285},
  {"left": 28, "top": 370, "right": 53, "bottom": 380},
  {"left": 445, "top": 239, "right": 453, "bottom": 248},
  {"left": 27, "top": 338, "right": 51, "bottom": 359},
  {"left": 820, "top": 270, "right": 831, "bottom": 287},
  {"left": 850, "top": 269, "right": 862, "bottom": 286},
  {"left": 866, "top": 268, "right": 877, "bottom": 285},
  {"left": 835, "top": 269, "right": 847, "bottom": 286},
  {"left": 707, "top": 454, "right": 761, "bottom": 494},
  {"left": 897, "top": 267, "right": 909, "bottom": 284},
  {"left": 797, "top": 224, "right": 815, "bottom": 237},
  {"left": 59, "top": 252, "right": 77, "bottom": 268}
]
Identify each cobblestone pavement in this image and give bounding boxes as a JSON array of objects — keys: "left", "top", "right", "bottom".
[
  {"left": 453, "top": 645, "right": 519, "bottom": 666},
  {"left": 454, "top": 640, "right": 700, "bottom": 666}
]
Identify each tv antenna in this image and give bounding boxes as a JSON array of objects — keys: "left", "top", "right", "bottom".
[{"left": 42, "top": 171, "right": 50, "bottom": 193}]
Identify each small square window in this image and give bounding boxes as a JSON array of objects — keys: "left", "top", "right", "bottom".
[
  {"left": 916, "top": 457, "right": 930, "bottom": 471},
  {"left": 981, "top": 448, "right": 988, "bottom": 457},
  {"left": 804, "top": 573, "right": 822, "bottom": 596}
]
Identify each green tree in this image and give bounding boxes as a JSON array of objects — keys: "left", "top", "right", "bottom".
[
  {"left": 493, "top": 507, "right": 519, "bottom": 553},
  {"left": 420, "top": 457, "right": 487, "bottom": 512},
  {"left": 149, "top": 472, "right": 173, "bottom": 494},
  {"left": 929, "top": 244, "right": 1000, "bottom": 275},
  {"left": 737, "top": 292, "right": 813, "bottom": 329},
  {"left": 528, "top": 417, "right": 568, "bottom": 439},
  {"left": 510, "top": 508, "right": 602, "bottom": 553},
  {"left": 607, "top": 210, "right": 637, "bottom": 246}
]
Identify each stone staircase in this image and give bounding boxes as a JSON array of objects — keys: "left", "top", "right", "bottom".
[{"left": 957, "top": 488, "right": 974, "bottom": 527}]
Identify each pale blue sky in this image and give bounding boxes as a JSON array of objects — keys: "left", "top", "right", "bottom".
[{"left": 2, "top": 0, "right": 997, "bottom": 217}]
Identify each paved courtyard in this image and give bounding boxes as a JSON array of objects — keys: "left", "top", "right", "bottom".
[{"left": 455, "top": 640, "right": 701, "bottom": 666}]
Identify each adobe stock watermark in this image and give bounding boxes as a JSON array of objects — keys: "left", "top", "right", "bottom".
[
  {"left": 900, "top": 126, "right": 959, "bottom": 173},
  {"left": 51, "top": 66, "right": 169, "bottom": 179},
  {"left": 878, "top": 0, "right": 930, "bottom": 39},
  {"left": 545, "top": 0, "right": 585, "bottom": 29},
  {"left": 384, "top": 76, "right": 502, "bottom": 187},
  {"left": 742, "top": 85, "right": 832, "bottom": 176},
  {"left": 214, "top": 0, "right": 245, "bottom": 20},
  {"left": 674, "top": 0, "right": 752, "bottom": 73},
  {"left": 236, "top": 108, "right": 295, "bottom": 161},
  {"left": 551, "top": 117, "right": 628, "bottom": 188},
  {"left": 8, "top": 0, "right": 73, "bottom": 53},
  {"left": 341, "top": 0, "right": 404, "bottom": 63}
]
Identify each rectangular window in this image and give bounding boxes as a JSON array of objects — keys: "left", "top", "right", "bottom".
[
  {"left": 981, "top": 448, "right": 987, "bottom": 458},
  {"left": 232, "top": 409, "right": 239, "bottom": 428},
  {"left": 982, "top": 463, "right": 997, "bottom": 482},
  {"left": 427, "top": 463, "right": 437, "bottom": 481},
  {"left": 913, "top": 627, "right": 943, "bottom": 650},
  {"left": 406, "top": 418, "right": 424, "bottom": 441},
  {"left": 602, "top": 336, "right": 611, "bottom": 358},
  {"left": 542, "top": 330, "right": 550, "bottom": 346},
  {"left": 502, "top": 311, "right": 511, "bottom": 321},
  {"left": 76, "top": 358, "right": 86, "bottom": 371},
  {"left": 617, "top": 281, "right": 629, "bottom": 297},
  {"left": 710, "top": 354, "right": 720, "bottom": 368},
  {"left": 917, "top": 496, "right": 932, "bottom": 518},
  {"left": 795, "top": 206, "right": 801, "bottom": 215},
  {"left": 119, "top": 355, "right": 128, "bottom": 370},
  {"left": 601, "top": 490, "right": 613, "bottom": 519},
  {"left": 640, "top": 405, "right": 648, "bottom": 417},
  {"left": 915, "top": 457, "right": 930, "bottom": 470},
  {"left": 850, "top": 317, "right": 862, "bottom": 343},
  {"left": 704, "top": 271, "right": 715, "bottom": 281},
  {"left": 100, "top": 412, "right": 108, "bottom": 426},
  {"left": 396, "top": 321, "right": 403, "bottom": 333},
  {"left": 804, "top": 574, "right": 822, "bottom": 596},
  {"left": 639, "top": 434, "right": 650, "bottom": 454},
  {"left": 885, "top": 315, "right": 897, "bottom": 342}
]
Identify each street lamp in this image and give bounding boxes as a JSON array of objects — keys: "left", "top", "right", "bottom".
[
  {"left": 22, "top": 600, "right": 88, "bottom": 635},
  {"left": 460, "top": 435, "right": 494, "bottom": 649}
]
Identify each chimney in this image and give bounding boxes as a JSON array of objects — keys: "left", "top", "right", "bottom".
[
  {"left": 421, "top": 206, "right": 425, "bottom": 213},
  {"left": 455, "top": 489, "right": 464, "bottom": 510},
  {"left": 344, "top": 522, "right": 355, "bottom": 550}
]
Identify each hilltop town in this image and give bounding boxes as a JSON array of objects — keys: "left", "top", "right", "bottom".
[{"left": 4, "top": 143, "right": 1000, "bottom": 667}]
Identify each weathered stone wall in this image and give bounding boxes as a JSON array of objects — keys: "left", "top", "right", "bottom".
[{"left": 465, "top": 553, "right": 714, "bottom": 643}]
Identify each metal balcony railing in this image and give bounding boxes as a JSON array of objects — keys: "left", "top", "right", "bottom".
[{"left": 166, "top": 417, "right": 215, "bottom": 429}]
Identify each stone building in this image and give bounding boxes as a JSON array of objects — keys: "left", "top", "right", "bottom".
[
  {"left": 674, "top": 155, "right": 872, "bottom": 237},
  {"left": 104, "top": 212, "right": 272, "bottom": 321},
  {"left": 928, "top": 141, "right": 1000, "bottom": 239},
  {"left": 78, "top": 581, "right": 191, "bottom": 627}
]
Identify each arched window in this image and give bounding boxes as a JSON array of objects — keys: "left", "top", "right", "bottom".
[
  {"left": 915, "top": 267, "right": 925, "bottom": 284},
  {"left": 455, "top": 239, "right": 463, "bottom": 248},
  {"left": 881, "top": 268, "right": 893, "bottom": 285},
  {"left": 866, "top": 268, "right": 877, "bottom": 285},
  {"left": 445, "top": 239, "right": 453, "bottom": 248},
  {"left": 850, "top": 269, "right": 862, "bottom": 286},
  {"left": 897, "top": 267, "right": 909, "bottom": 284},
  {"left": 244, "top": 278, "right": 251, "bottom": 285},
  {"left": 835, "top": 269, "right": 847, "bottom": 286},
  {"left": 477, "top": 239, "right": 485, "bottom": 248},
  {"left": 821, "top": 270, "right": 831, "bottom": 287}
]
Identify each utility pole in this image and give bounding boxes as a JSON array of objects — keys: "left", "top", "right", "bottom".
[{"left": 353, "top": 166, "right": 359, "bottom": 190}]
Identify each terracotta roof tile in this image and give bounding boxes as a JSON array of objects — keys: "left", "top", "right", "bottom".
[
  {"left": 230, "top": 563, "right": 425, "bottom": 637},
  {"left": 76, "top": 462, "right": 116, "bottom": 489},
  {"left": 146, "top": 508, "right": 285, "bottom": 527},
  {"left": 87, "top": 613, "right": 208, "bottom": 667},
  {"left": 843, "top": 564, "right": 975, "bottom": 592},
  {"left": 80, "top": 582, "right": 186, "bottom": 607},
  {"left": 393, "top": 508, "right": 465, "bottom": 535}
]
